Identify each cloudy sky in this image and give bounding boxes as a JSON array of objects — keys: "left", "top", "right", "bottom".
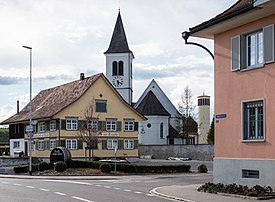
[{"left": 0, "top": 0, "right": 237, "bottom": 123}]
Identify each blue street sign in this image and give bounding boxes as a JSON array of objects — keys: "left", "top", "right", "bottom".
[{"left": 216, "top": 114, "right": 227, "bottom": 119}]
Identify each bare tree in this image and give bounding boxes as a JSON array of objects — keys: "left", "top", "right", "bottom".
[
  {"left": 176, "top": 85, "right": 196, "bottom": 143},
  {"left": 78, "top": 99, "right": 101, "bottom": 161}
]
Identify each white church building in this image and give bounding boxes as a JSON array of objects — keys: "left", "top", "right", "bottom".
[{"left": 104, "top": 11, "right": 210, "bottom": 145}]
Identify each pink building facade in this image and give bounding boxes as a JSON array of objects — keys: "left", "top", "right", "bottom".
[{"left": 187, "top": 0, "right": 275, "bottom": 187}]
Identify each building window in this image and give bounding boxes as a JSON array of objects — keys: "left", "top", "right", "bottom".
[
  {"left": 96, "top": 100, "right": 107, "bottom": 113},
  {"left": 231, "top": 24, "right": 274, "bottom": 71},
  {"left": 124, "top": 139, "right": 134, "bottom": 149},
  {"left": 50, "top": 120, "right": 56, "bottom": 131},
  {"left": 242, "top": 169, "right": 260, "bottom": 179},
  {"left": 118, "top": 61, "right": 123, "bottom": 75},
  {"left": 66, "top": 118, "right": 78, "bottom": 130},
  {"left": 66, "top": 139, "right": 77, "bottom": 150},
  {"left": 13, "top": 141, "right": 20, "bottom": 148},
  {"left": 50, "top": 139, "right": 56, "bottom": 150},
  {"left": 247, "top": 31, "right": 263, "bottom": 67},
  {"left": 38, "top": 140, "right": 44, "bottom": 151},
  {"left": 124, "top": 120, "right": 134, "bottom": 131},
  {"left": 243, "top": 100, "right": 264, "bottom": 141},
  {"left": 39, "top": 122, "right": 46, "bottom": 132},
  {"left": 160, "top": 123, "right": 164, "bottom": 139},
  {"left": 112, "top": 61, "right": 118, "bottom": 75},
  {"left": 106, "top": 119, "right": 116, "bottom": 131},
  {"left": 107, "top": 139, "right": 118, "bottom": 149},
  {"left": 87, "top": 119, "right": 98, "bottom": 131}
]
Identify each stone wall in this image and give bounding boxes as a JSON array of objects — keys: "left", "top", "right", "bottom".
[
  {"left": 0, "top": 157, "right": 41, "bottom": 167},
  {"left": 138, "top": 144, "right": 214, "bottom": 161}
]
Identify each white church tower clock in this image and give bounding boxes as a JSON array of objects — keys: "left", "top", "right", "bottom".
[{"left": 104, "top": 11, "right": 134, "bottom": 104}]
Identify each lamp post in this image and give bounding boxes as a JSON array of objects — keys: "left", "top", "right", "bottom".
[{"left": 22, "top": 45, "right": 33, "bottom": 175}]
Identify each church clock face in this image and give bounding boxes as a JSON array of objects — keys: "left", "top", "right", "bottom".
[{"left": 112, "top": 76, "right": 124, "bottom": 87}]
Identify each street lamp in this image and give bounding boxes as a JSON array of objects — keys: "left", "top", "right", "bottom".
[{"left": 22, "top": 45, "right": 33, "bottom": 175}]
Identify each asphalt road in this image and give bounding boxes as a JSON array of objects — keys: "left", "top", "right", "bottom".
[{"left": 0, "top": 173, "right": 212, "bottom": 202}]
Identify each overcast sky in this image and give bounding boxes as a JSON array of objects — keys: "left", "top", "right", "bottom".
[{"left": 0, "top": 0, "right": 237, "bottom": 123}]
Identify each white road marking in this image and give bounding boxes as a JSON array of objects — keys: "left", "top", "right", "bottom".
[
  {"left": 134, "top": 191, "right": 143, "bottom": 194},
  {"left": 104, "top": 186, "right": 111, "bottom": 188},
  {"left": 55, "top": 192, "right": 66, "bottom": 196},
  {"left": 26, "top": 186, "right": 34, "bottom": 189},
  {"left": 44, "top": 180, "right": 91, "bottom": 185},
  {"left": 1, "top": 182, "right": 9, "bottom": 184},
  {"left": 72, "top": 196, "right": 93, "bottom": 202},
  {"left": 40, "top": 188, "right": 49, "bottom": 192},
  {"left": 144, "top": 180, "right": 158, "bottom": 183},
  {"left": 13, "top": 183, "right": 22, "bottom": 186},
  {"left": 146, "top": 194, "right": 154, "bottom": 197},
  {"left": 113, "top": 187, "right": 121, "bottom": 190},
  {"left": 123, "top": 189, "right": 132, "bottom": 192},
  {"left": 95, "top": 184, "right": 102, "bottom": 187}
]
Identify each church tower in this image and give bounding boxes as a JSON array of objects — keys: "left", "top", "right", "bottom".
[
  {"left": 104, "top": 11, "right": 134, "bottom": 104},
  {"left": 197, "top": 93, "right": 210, "bottom": 144}
]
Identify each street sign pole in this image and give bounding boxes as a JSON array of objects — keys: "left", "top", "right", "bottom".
[{"left": 114, "top": 146, "right": 117, "bottom": 172}]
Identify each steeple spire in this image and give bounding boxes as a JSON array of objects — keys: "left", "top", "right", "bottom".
[{"left": 105, "top": 11, "right": 132, "bottom": 54}]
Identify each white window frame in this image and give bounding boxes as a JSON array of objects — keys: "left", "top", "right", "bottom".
[
  {"left": 87, "top": 119, "right": 98, "bottom": 131},
  {"left": 38, "top": 140, "right": 44, "bottom": 151},
  {"left": 242, "top": 99, "right": 265, "bottom": 142},
  {"left": 50, "top": 139, "right": 56, "bottom": 150},
  {"left": 246, "top": 31, "right": 263, "bottom": 68},
  {"left": 66, "top": 139, "right": 77, "bottom": 150},
  {"left": 124, "top": 120, "right": 134, "bottom": 131},
  {"left": 106, "top": 119, "right": 116, "bottom": 131},
  {"left": 124, "top": 139, "right": 134, "bottom": 150},
  {"left": 13, "top": 141, "right": 20, "bottom": 149},
  {"left": 39, "top": 122, "right": 46, "bottom": 132},
  {"left": 107, "top": 139, "right": 118, "bottom": 150},
  {"left": 66, "top": 118, "right": 78, "bottom": 130},
  {"left": 50, "top": 120, "right": 56, "bottom": 131}
]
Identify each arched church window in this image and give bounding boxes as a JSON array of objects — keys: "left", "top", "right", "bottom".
[
  {"left": 160, "top": 123, "right": 164, "bottom": 139},
  {"left": 119, "top": 61, "right": 124, "bottom": 75},
  {"left": 112, "top": 61, "right": 118, "bottom": 75}
]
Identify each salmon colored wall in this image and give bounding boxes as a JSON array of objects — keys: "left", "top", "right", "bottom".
[{"left": 214, "top": 15, "right": 275, "bottom": 159}]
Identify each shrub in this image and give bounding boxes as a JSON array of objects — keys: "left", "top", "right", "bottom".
[
  {"left": 67, "top": 160, "right": 100, "bottom": 169},
  {"left": 198, "top": 164, "right": 208, "bottom": 173},
  {"left": 14, "top": 165, "right": 28, "bottom": 173},
  {"left": 38, "top": 162, "right": 50, "bottom": 171},
  {"left": 99, "top": 163, "right": 112, "bottom": 173},
  {"left": 54, "top": 161, "right": 67, "bottom": 172}
]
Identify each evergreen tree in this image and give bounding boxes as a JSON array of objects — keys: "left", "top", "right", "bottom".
[{"left": 207, "top": 117, "right": 214, "bottom": 144}]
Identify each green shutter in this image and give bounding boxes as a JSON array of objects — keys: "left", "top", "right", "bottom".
[
  {"left": 61, "top": 120, "right": 66, "bottom": 130},
  {"left": 46, "top": 121, "right": 50, "bottom": 131},
  {"left": 98, "top": 121, "right": 106, "bottom": 131},
  {"left": 134, "top": 122, "right": 139, "bottom": 131},
  {"left": 117, "top": 121, "right": 121, "bottom": 131},
  {"left": 45, "top": 140, "right": 50, "bottom": 150},
  {"left": 118, "top": 140, "right": 124, "bottom": 150},
  {"left": 102, "top": 140, "right": 107, "bottom": 150},
  {"left": 56, "top": 119, "right": 60, "bottom": 130},
  {"left": 134, "top": 140, "right": 138, "bottom": 149},
  {"left": 35, "top": 141, "right": 39, "bottom": 150},
  {"left": 78, "top": 120, "right": 86, "bottom": 130},
  {"left": 77, "top": 139, "right": 83, "bottom": 150},
  {"left": 61, "top": 139, "right": 66, "bottom": 147}
]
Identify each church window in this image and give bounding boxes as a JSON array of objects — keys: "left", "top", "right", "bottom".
[
  {"left": 112, "top": 61, "right": 118, "bottom": 75},
  {"left": 160, "top": 123, "right": 164, "bottom": 139},
  {"left": 119, "top": 61, "right": 124, "bottom": 75}
]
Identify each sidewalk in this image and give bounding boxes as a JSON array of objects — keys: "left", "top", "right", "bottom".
[{"left": 151, "top": 184, "right": 275, "bottom": 202}]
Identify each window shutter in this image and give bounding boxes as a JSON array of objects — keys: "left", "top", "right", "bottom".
[
  {"left": 77, "top": 140, "right": 83, "bottom": 150},
  {"left": 35, "top": 141, "right": 39, "bottom": 150},
  {"left": 263, "top": 24, "right": 274, "bottom": 63},
  {"left": 231, "top": 35, "right": 241, "bottom": 71},
  {"left": 45, "top": 140, "right": 50, "bottom": 150},
  {"left": 61, "top": 139, "right": 66, "bottom": 147},
  {"left": 134, "top": 140, "right": 138, "bottom": 149},
  {"left": 78, "top": 120, "right": 86, "bottom": 130},
  {"left": 56, "top": 120, "right": 60, "bottom": 130},
  {"left": 117, "top": 121, "right": 121, "bottom": 131},
  {"left": 118, "top": 140, "right": 124, "bottom": 149},
  {"left": 61, "top": 119, "right": 66, "bottom": 130},
  {"left": 98, "top": 121, "right": 106, "bottom": 131},
  {"left": 46, "top": 121, "right": 50, "bottom": 131},
  {"left": 134, "top": 122, "right": 139, "bottom": 131},
  {"left": 102, "top": 140, "right": 107, "bottom": 150}
]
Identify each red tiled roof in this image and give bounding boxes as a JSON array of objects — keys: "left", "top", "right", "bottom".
[{"left": 1, "top": 73, "right": 102, "bottom": 124}]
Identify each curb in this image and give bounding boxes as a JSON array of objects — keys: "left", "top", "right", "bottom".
[{"left": 150, "top": 187, "right": 196, "bottom": 202}]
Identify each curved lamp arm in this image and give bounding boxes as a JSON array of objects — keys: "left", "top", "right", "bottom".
[{"left": 182, "top": 31, "right": 214, "bottom": 60}]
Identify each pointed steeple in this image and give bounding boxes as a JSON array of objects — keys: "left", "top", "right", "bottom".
[{"left": 105, "top": 11, "right": 132, "bottom": 54}]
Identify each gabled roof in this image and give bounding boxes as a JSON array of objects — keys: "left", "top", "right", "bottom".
[
  {"left": 136, "top": 91, "right": 170, "bottom": 116},
  {"left": 1, "top": 74, "right": 102, "bottom": 124},
  {"left": 135, "top": 79, "right": 179, "bottom": 117},
  {"left": 188, "top": 0, "right": 275, "bottom": 39},
  {"left": 167, "top": 116, "right": 198, "bottom": 138},
  {"left": 104, "top": 11, "right": 132, "bottom": 54}
]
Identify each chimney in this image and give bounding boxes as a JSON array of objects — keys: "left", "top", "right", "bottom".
[
  {"left": 80, "top": 73, "right": 85, "bottom": 81},
  {"left": 17, "top": 100, "right": 19, "bottom": 114}
]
